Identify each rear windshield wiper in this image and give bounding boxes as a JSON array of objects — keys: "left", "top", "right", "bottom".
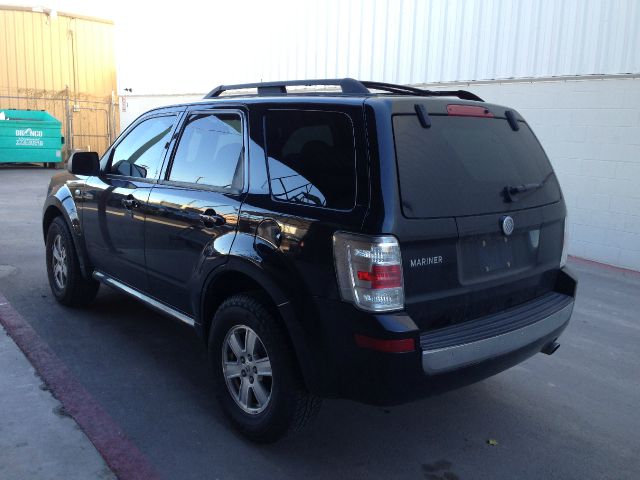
[{"left": 503, "top": 172, "right": 555, "bottom": 202}]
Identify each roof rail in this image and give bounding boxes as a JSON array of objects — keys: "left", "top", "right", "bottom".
[
  {"left": 204, "top": 78, "right": 369, "bottom": 98},
  {"left": 203, "top": 78, "right": 483, "bottom": 102},
  {"left": 361, "top": 81, "right": 484, "bottom": 101}
]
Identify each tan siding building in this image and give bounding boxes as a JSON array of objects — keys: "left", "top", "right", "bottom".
[{"left": 0, "top": 5, "right": 118, "bottom": 156}]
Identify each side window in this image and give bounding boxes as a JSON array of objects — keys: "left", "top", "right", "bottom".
[
  {"left": 265, "top": 110, "right": 356, "bottom": 210},
  {"left": 109, "top": 115, "right": 176, "bottom": 179},
  {"left": 168, "top": 113, "right": 244, "bottom": 190}
]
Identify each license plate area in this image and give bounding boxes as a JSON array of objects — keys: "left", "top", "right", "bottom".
[
  {"left": 458, "top": 229, "right": 540, "bottom": 283},
  {"left": 480, "top": 236, "right": 514, "bottom": 272}
]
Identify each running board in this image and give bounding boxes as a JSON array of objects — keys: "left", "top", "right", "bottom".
[{"left": 92, "top": 271, "right": 195, "bottom": 327}]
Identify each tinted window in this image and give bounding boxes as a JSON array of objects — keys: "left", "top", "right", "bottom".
[
  {"left": 168, "top": 113, "right": 243, "bottom": 189},
  {"left": 393, "top": 115, "right": 561, "bottom": 218},
  {"left": 265, "top": 110, "right": 356, "bottom": 209},
  {"left": 110, "top": 115, "right": 175, "bottom": 178}
]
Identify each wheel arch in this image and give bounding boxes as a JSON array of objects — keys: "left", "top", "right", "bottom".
[
  {"left": 42, "top": 191, "right": 92, "bottom": 279},
  {"left": 42, "top": 204, "right": 64, "bottom": 241},
  {"left": 199, "top": 258, "right": 321, "bottom": 394}
]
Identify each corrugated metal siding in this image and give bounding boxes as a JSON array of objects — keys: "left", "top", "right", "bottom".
[
  {"left": 0, "top": 7, "right": 118, "bottom": 155},
  {"left": 256, "top": 0, "right": 640, "bottom": 84}
]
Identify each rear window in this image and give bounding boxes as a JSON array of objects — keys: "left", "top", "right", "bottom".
[
  {"left": 265, "top": 110, "right": 356, "bottom": 210},
  {"left": 393, "top": 114, "right": 561, "bottom": 218}
]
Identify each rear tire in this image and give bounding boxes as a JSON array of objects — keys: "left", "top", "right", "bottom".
[
  {"left": 209, "top": 294, "right": 320, "bottom": 443},
  {"left": 45, "top": 216, "right": 99, "bottom": 306}
]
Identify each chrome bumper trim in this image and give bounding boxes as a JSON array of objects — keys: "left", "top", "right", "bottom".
[{"left": 421, "top": 300, "right": 573, "bottom": 375}]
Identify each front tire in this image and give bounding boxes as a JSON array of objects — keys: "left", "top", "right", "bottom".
[
  {"left": 209, "top": 294, "right": 320, "bottom": 443},
  {"left": 45, "top": 216, "right": 99, "bottom": 306}
]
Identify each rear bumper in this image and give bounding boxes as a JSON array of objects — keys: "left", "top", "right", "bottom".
[
  {"left": 420, "top": 292, "right": 573, "bottom": 374},
  {"left": 306, "top": 268, "right": 577, "bottom": 405}
]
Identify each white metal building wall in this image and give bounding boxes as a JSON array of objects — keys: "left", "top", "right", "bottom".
[
  {"left": 115, "top": 0, "right": 640, "bottom": 95},
  {"left": 118, "top": 0, "right": 640, "bottom": 270},
  {"left": 425, "top": 77, "right": 640, "bottom": 271},
  {"left": 258, "top": 0, "right": 640, "bottom": 84}
]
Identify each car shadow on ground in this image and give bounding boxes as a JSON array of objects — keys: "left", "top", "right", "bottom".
[{"left": 70, "top": 287, "right": 560, "bottom": 480}]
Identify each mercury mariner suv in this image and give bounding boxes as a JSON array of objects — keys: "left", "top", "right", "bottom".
[{"left": 42, "top": 79, "right": 577, "bottom": 442}]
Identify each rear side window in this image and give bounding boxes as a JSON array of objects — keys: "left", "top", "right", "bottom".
[
  {"left": 168, "top": 113, "right": 244, "bottom": 190},
  {"left": 265, "top": 110, "right": 356, "bottom": 210},
  {"left": 393, "top": 115, "right": 561, "bottom": 218}
]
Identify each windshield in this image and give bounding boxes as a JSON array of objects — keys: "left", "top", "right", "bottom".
[{"left": 392, "top": 114, "right": 561, "bottom": 218}]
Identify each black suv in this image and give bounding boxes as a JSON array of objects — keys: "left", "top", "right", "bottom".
[{"left": 42, "top": 79, "right": 577, "bottom": 442}]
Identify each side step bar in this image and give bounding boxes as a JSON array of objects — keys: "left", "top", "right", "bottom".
[{"left": 93, "top": 271, "right": 195, "bottom": 327}]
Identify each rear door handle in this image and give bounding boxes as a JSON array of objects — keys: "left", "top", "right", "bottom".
[
  {"left": 199, "top": 210, "right": 225, "bottom": 227},
  {"left": 122, "top": 195, "right": 139, "bottom": 209}
]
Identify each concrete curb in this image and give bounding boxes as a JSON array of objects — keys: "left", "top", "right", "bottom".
[
  {"left": 568, "top": 255, "right": 640, "bottom": 277},
  {"left": 0, "top": 293, "right": 161, "bottom": 480}
]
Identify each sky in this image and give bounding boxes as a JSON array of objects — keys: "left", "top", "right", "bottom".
[
  {"left": 108, "top": 0, "right": 371, "bottom": 96},
  {"left": 111, "top": 0, "right": 277, "bottom": 94},
  {"left": 5, "top": 0, "right": 317, "bottom": 95},
  {"left": 5, "top": 0, "right": 418, "bottom": 96}
]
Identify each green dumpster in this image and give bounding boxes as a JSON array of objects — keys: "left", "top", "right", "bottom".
[{"left": 0, "top": 109, "right": 64, "bottom": 165}]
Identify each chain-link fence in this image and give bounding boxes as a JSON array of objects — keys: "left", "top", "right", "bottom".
[{"left": 0, "top": 87, "right": 118, "bottom": 162}]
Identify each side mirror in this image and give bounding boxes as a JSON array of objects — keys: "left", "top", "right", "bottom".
[{"left": 68, "top": 151, "right": 100, "bottom": 176}]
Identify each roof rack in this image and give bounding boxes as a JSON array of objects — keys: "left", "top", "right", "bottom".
[
  {"left": 203, "top": 78, "right": 483, "bottom": 102},
  {"left": 360, "top": 81, "right": 484, "bottom": 101},
  {"left": 204, "top": 78, "right": 369, "bottom": 98}
]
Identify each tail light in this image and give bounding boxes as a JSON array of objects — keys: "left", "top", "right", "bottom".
[{"left": 333, "top": 232, "right": 404, "bottom": 312}]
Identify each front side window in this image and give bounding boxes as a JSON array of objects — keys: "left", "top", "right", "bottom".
[
  {"left": 265, "top": 110, "right": 356, "bottom": 210},
  {"left": 168, "top": 113, "right": 244, "bottom": 190},
  {"left": 109, "top": 115, "right": 176, "bottom": 179}
]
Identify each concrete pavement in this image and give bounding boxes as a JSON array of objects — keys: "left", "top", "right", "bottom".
[{"left": 0, "top": 322, "right": 115, "bottom": 480}]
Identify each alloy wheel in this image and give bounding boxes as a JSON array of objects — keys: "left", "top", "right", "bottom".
[
  {"left": 222, "top": 325, "right": 273, "bottom": 414},
  {"left": 51, "top": 234, "right": 68, "bottom": 290}
]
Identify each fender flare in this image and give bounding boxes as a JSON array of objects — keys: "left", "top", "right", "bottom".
[
  {"left": 199, "top": 255, "right": 322, "bottom": 394},
  {"left": 42, "top": 186, "right": 92, "bottom": 279}
]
